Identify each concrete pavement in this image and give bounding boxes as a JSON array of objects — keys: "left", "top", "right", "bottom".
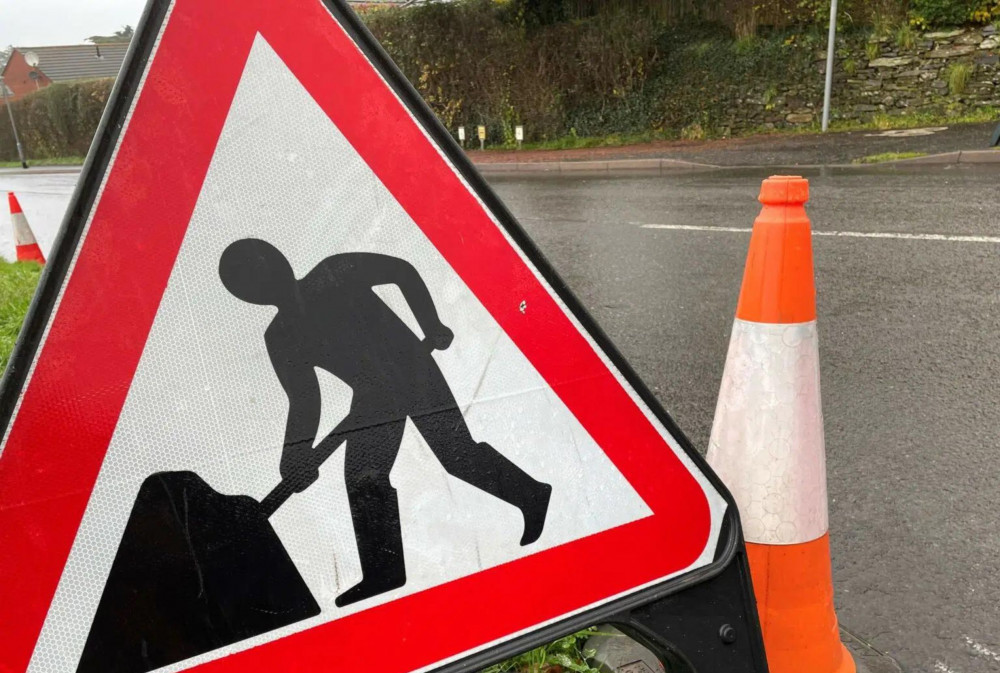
[{"left": 473, "top": 121, "right": 1000, "bottom": 173}]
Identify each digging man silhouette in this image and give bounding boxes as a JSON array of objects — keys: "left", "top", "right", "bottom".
[{"left": 219, "top": 239, "right": 552, "bottom": 608}]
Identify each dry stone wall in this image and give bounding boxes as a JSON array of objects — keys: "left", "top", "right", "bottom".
[{"left": 729, "top": 25, "right": 1000, "bottom": 133}]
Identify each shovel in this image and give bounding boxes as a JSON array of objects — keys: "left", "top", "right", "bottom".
[
  {"left": 76, "top": 414, "right": 355, "bottom": 673},
  {"left": 76, "top": 337, "right": 445, "bottom": 672}
]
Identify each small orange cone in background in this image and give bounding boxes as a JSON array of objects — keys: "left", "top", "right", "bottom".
[
  {"left": 707, "top": 176, "right": 855, "bottom": 673},
  {"left": 8, "top": 192, "right": 45, "bottom": 264}
]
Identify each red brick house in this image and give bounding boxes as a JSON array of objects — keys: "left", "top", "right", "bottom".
[{"left": 2, "top": 44, "right": 129, "bottom": 103}]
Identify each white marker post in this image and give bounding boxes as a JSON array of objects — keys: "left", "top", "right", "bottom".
[
  {"left": 457, "top": 126, "right": 465, "bottom": 148},
  {"left": 821, "top": 0, "right": 838, "bottom": 132},
  {"left": 515, "top": 125, "right": 524, "bottom": 150},
  {"left": 477, "top": 125, "right": 485, "bottom": 151}
]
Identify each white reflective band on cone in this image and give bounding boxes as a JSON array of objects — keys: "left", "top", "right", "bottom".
[
  {"left": 12, "top": 212, "right": 38, "bottom": 246},
  {"left": 707, "top": 319, "right": 828, "bottom": 545}
]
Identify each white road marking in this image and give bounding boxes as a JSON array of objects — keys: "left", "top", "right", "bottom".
[
  {"left": 964, "top": 635, "right": 1000, "bottom": 664},
  {"left": 934, "top": 661, "right": 961, "bottom": 673},
  {"left": 637, "top": 223, "right": 1000, "bottom": 243},
  {"left": 640, "top": 224, "right": 754, "bottom": 234},
  {"left": 864, "top": 127, "right": 948, "bottom": 137}
]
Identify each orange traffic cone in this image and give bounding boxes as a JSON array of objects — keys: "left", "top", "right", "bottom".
[
  {"left": 707, "top": 176, "right": 854, "bottom": 673},
  {"left": 8, "top": 192, "right": 45, "bottom": 264}
]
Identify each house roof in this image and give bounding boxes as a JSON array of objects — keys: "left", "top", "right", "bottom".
[{"left": 8, "top": 44, "right": 129, "bottom": 82}]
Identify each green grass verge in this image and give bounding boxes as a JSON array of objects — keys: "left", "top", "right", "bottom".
[
  {"left": 0, "top": 260, "right": 42, "bottom": 372},
  {"left": 517, "top": 129, "right": 678, "bottom": 152},
  {"left": 0, "top": 156, "right": 86, "bottom": 168},
  {"left": 734, "top": 106, "right": 999, "bottom": 137},
  {"left": 829, "top": 107, "right": 998, "bottom": 133},
  {"left": 853, "top": 151, "right": 928, "bottom": 164}
]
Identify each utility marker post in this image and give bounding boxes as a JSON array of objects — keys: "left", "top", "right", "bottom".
[
  {"left": 1, "top": 84, "right": 28, "bottom": 169},
  {"left": 821, "top": 0, "right": 838, "bottom": 132},
  {"left": 515, "top": 125, "right": 524, "bottom": 150},
  {"left": 457, "top": 126, "right": 465, "bottom": 148},
  {"left": 477, "top": 125, "right": 485, "bottom": 151}
]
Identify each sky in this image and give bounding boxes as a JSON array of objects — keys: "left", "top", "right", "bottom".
[{"left": 0, "top": 0, "right": 145, "bottom": 48}]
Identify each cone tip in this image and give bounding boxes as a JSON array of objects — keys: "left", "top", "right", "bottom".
[
  {"left": 759, "top": 175, "right": 809, "bottom": 206},
  {"left": 738, "top": 175, "right": 816, "bottom": 323},
  {"left": 8, "top": 192, "right": 22, "bottom": 214}
]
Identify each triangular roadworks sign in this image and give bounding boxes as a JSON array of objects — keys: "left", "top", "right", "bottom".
[{"left": 0, "top": 1, "right": 731, "bottom": 672}]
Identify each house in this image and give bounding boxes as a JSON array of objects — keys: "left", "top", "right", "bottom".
[{"left": 1, "top": 44, "right": 129, "bottom": 103}]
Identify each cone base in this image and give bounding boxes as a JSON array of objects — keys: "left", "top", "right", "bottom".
[
  {"left": 16, "top": 243, "right": 45, "bottom": 265},
  {"left": 833, "top": 644, "right": 857, "bottom": 673},
  {"left": 747, "top": 534, "right": 856, "bottom": 673}
]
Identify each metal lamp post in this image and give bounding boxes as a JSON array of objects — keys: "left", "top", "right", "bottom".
[{"left": 1, "top": 82, "right": 28, "bottom": 169}]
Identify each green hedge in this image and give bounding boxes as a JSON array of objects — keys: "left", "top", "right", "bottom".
[
  {"left": 0, "top": 79, "right": 113, "bottom": 161},
  {"left": 366, "top": 3, "right": 828, "bottom": 142},
  {"left": 365, "top": 0, "right": 663, "bottom": 142}
]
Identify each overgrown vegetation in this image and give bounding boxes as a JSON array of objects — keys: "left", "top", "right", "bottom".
[
  {"left": 894, "top": 23, "right": 919, "bottom": 50},
  {"left": 548, "top": 0, "right": 997, "bottom": 32},
  {"left": 365, "top": 0, "right": 665, "bottom": 143},
  {"left": 865, "top": 40, "right": 882, "bottom": 62},
  {"left": 0, "top": 79, "right": 113, "bottom": 161},
  {"left": 0, "top": 156, "right": 85, "bottom": 168},
  {"left": 87, "top": 25, "right": 134, "bottom": 44},
  {"left": 853, "top": 151, "right": 928, "bottom": 163},
  {"left": 547, "top": 0, "right": 1000, "bottom": 31},
  {"left": 519, "top": 128, "right": 676, "bottom": 151},
  {"left": 360, "top": 0, "right": 1000, "bottom": 145},
  {"left": 908, "top": 0, "right": 1000, "bottom": 29},
  {"left": 839, "top": 105, "right": 998, "bottom": 129},
  {"left": 364, "top": 5, "right": 837, "bottom": 144},
  {"left": 0, "top": 261, "right": 42, "bottom": 373},
  {"left": 946, "top": 62, "right": 974, "bottom": 94},
  {"left": 482, "top": 629, "right": 602, "bottom": 673}
]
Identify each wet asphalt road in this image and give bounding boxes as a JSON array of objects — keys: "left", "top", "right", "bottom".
[
  {"left": 2, "top": 165, "right": 999, "bottom": 672},
  {"left": 0, "top": 169, "right": 75, "bottom": 261},
  {"left": 489, "top": 166, "right": 1000, "bottom": 673}
]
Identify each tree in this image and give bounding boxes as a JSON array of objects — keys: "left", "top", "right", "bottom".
[{"left": 87, "top": 25, "right": 134, "bottom": 44}]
